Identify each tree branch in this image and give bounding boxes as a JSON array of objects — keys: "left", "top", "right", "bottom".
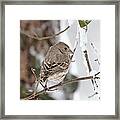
[
  {"left": 23, "top": 74, "right": 100, "bottom": 100},
  {"left": 83, "top": 50, "right": 98, "bottom": 90},
  {"left": 20, "top": 26, "right": 70, "bottom": 41}
]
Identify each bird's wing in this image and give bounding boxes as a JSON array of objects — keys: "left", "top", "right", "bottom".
[
  {"left": 57, "top": 62, "right": 69, "bottom": 70},
  {"left": 44, "top": 53, "right": 70, "bottom": 71}
]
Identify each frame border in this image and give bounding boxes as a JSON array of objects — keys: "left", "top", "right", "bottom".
[{"left": 0, "top": 0, "right": 119, "bottom": 119}]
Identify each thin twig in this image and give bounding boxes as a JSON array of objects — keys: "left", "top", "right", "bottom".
[
  {"left": 88, "top": 92, "right": 98, "bottom": 98},
  {"left": 23, "top": 74, "right": 100, "bottom": 100},
  {"left": 20, "top": 26, "right": 70, "bottom": 41},
  {"left": 83, "top": 50, "right": 92, "bottom": 72},
  {"left": 31, "top": 68, "right": 37, "bottom": 81},
  {"left": 95, "top": 72, "right": 100, "bottom": 76},
  {"left": 83, "top": 50, "right": 99, "bottom": 90}
]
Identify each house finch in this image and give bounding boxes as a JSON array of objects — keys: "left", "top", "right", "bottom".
[{"left": 35, "top": 42, "right": 74, "bottom": 92}]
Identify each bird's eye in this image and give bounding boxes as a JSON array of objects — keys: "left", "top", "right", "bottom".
[{"left": 64, "top": 47, "right": 67, "bottom": 50}]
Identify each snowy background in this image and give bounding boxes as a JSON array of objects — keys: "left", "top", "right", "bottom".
[{"left": 59, "top": 20, "right": 100, "bottom": 100}]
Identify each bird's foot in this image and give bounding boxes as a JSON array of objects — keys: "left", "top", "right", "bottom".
[{"left": 44, "top": 84, "right": 58, "bottom": 92}]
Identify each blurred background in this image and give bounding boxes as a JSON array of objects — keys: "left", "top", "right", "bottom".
[{"left": 20, "top": 20, "right": 100, "bottom": 100}]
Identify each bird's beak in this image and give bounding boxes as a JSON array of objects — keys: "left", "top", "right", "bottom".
[{"left": 69, "top": 49, "right": 74, "bottom": 58}]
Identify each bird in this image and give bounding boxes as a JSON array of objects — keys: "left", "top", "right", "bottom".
[{"left": 35, "top": 42, "right": 74, "bottom": 92}]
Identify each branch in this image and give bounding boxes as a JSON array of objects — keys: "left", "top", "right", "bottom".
[
  {"left": 20, "top": 26, "right": 70, "bottom": 41},
  {"left": 83, "top": 50, "right": 99, "bottom": 90},
  {"left": 23, "top": 74, "right": 100, "bottom": 100},
  {"left": 83, "top": 50, "right": 92, "bottom": 72}
]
